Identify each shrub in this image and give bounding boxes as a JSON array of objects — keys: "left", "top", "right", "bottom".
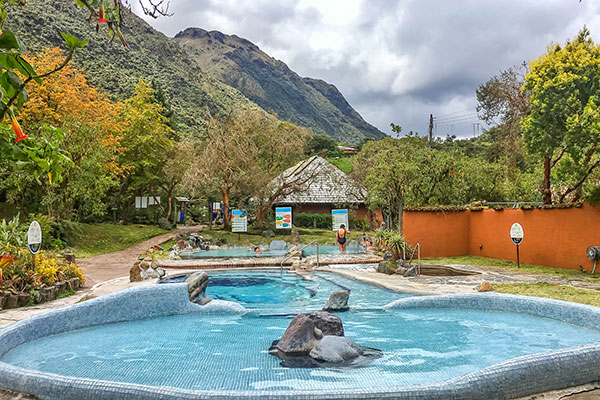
[
  {"left": 294, "top": 213, "right": 332, "bottom": 229},
  {"left": 353, "top": 216, "right": 369, "bottom": 231},
  {"left": 0, "top": 214, "right": 26, "bottom": 247},
  {"left": 51, "top": 219, "right": 82, "bottom": 245},
  {"left": 375, "top": 228, "right": 414, "bottom": 261}
]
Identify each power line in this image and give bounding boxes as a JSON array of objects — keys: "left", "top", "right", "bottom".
[
  {"left": 434, "top": 108, "right": 477, "bottom": 119},
  {"left": 434, "top": 112, "right": 479, "bottom": 123}
]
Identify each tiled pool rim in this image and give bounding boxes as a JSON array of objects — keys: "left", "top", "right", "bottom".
[{"left": 1, "top": 284, "right": 600, "bottom": 400}]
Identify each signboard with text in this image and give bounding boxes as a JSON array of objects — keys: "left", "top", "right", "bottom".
[
  {"left": 332, "top": 209, "right": 349, "bottom": 231},
  {"left": 510, "top": 223, "right": 524, "bottom": 245},
  {"left": 27, "top": 221, "right": 42, "bottom": 255},
  {"left": 275, "top": 207, "right": 292, "bottom": 229},
  {"left": 231, "top": 209, "right": 248, "bottom": 232}
]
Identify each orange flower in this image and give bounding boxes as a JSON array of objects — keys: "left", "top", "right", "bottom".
[
  {"left": 98, "top": 3, "right": 108, "bottom": 23},
  {"left": 10, "top": 115, "right": 28, "bottom": 142}
]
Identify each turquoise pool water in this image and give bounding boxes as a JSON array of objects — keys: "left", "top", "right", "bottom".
[
  {"left": 181, "top": 244, "right": 360, "bottom": 259},
  {"left": 3, "top": 271, "right": 600, "bottom": 392}
]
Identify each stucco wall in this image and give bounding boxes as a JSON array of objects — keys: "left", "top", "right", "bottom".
[{"left": 403, "top": 204, "right": 600, "bottom": 271}]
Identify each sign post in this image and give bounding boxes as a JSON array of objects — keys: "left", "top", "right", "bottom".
[
  {"left": 331, "top": 209, "right": 349, "bottom": 231},
  {"left": 231, "top": 210, "right": 248, "bottom": 242},
  {"left": 27, "top": 221, "right": 42, "bottom": 271},
  {"left": 510, "top": 222, "right": 524, "bottom": 268},
  {"left": 27, "top": 221, "right": 42, "bottom": 255},
  {"left": 275, "top": 207, "right": 292, "bottom": 229}
]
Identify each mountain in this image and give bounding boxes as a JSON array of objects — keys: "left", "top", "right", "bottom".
[
  {"left": 174, "top": 28, "right": 385, "bottom": 143},
  {"left": 8, "top": 2, "right": 384, "bottom": 143},
  {"left": 8, "top": 0, "right": 258, "bottom": 132}
]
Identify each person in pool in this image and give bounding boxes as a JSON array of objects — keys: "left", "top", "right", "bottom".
[{"left": 336, "top": 224, "right": 350, "bottom": 254}]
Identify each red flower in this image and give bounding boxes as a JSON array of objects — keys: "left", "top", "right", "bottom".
[
  {"left": 98, "top": 3, "right": 108, "bottom": 23},
  {"left": 11, "top": 115, "right": 28, "bottom": 142}
]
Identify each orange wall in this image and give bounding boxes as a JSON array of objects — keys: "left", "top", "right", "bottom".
[
  {"left": 403, "top": 210, "right": 470, "bottom": 257},
  {"left": 403, "top": 204, "right": 600, "bottom": 271}
]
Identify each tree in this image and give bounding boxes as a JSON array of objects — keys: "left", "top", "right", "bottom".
[
  {"left": 304, "top": 134, "right": 340, "bottom": 157},
  {"left": 476, "top": 64, "right": 530, "bottom": 171},
  {"left": 193, "top": 110, "right": 307, "bottom": 230},
  {"left": 118, "top": 79, "right": 174, "bottom": 219},
  {"left": 352, "top": 135, "right": 459, "bottom": 233},
  {"left": 522, "top": 27, "right": 600, "bottom": 204}
]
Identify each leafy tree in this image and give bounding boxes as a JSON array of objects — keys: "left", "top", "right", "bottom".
[
  {"left": 305, "top": 134, "right": 340, "bottom": 157},
  {"left": 352, "top": 135, "right": 459, "bottom": 233},
  {"left": 476, "top": 64, "right": 530, "bottom": 171},
  {"left": 192, "top": 109, "right": 307, "bottom": 230},
  {"left": 522, "top": 27, "right": 600, "bottom": 204},
  {"left": 118, "top": 79, "right": 174, "bottom": 219}
]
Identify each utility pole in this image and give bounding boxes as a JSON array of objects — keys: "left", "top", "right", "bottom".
[{"left": 428, "top": 114, "right": 434, "bottom": 147}]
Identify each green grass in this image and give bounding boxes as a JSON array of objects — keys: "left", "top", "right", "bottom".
[
  {"left": 493, "top": 283, "right": 600, "bottom": 307},
  {"left": 71, "top": 223, "right": 170, "bottom": 258},
  {"left": 327, "top": 157, "right": 352, "bottom": 173},
  {"left": 57, "top": 289, "right": 77, "bottom": 299},
  {"left": 198, "top": 226, "right": 371, "bottom": 247},
  {"left": 424, "top": 255, "right": 600, "bottom": 281}
]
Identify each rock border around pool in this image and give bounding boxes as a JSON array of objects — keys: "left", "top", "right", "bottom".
[{"left": 1, "top": 288, "right": 600, "bottom": 399}]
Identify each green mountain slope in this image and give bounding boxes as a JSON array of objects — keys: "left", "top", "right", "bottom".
[
  {"left": 8, "top": 1, "right": 258, "bottom": 132},
  {"left": 175, "top": 28, "right": 385, "bottom": 143}
]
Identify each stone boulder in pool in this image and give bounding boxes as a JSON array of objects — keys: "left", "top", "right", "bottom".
[
  {"left": 270, "top": 311, "right": 381, "bottom": 368},
  {"left": 322, "top": 290, "right": 350, "bottom": 312},
  {"left": 186, "top": 271, "right": 211, "bottom": 305}
]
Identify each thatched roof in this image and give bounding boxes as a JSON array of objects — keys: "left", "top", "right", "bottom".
[{"left": 272, "top": 156, "right": 365, "bottom": 204}]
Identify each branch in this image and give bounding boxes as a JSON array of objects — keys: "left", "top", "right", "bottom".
[
  {"left": 559, "top": 159, "right": 600, "bottom": 203},
  {"left": 137, "top": 0, "right": 173, "bottom": 18},
  {"left": 551, "top": 147, "right": 566, "bottom": 169}
]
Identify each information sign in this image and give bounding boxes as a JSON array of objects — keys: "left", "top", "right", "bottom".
[
  {"left": 332, "top": 209, "right": 349, "bottom": 231},
  {"left": 27, "top": 221, "right": 42, "bottom": 255},
  {"left": 510, "top": 223, "right": 524, "bottom": 245},
  {"left": 275, "top": 207, "right": 292, "bottom": 229},
  {"left": 231, "top": 209, "right": 248, "bottom": 232}
]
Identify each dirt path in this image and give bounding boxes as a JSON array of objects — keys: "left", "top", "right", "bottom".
[{"left": 78, "top": 225, "right": 203, "bottom": 287}]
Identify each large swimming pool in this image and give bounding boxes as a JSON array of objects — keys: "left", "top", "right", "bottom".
[{"left": 2, "top": 270, "right": 600, "bottom": 397}]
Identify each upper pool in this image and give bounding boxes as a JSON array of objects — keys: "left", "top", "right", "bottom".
[
  {"left": 2, "top": 270, "right": 600, "bottom": 399},
  {"left": 180, "top": 244, "right": 361, "bottom": 259}
]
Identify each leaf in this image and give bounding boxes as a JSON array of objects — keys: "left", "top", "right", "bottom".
[
  {"left": 60, "top": 32, "right": 88, "bottom": 50},
  {"left": 0, "top": 30, "right": 24, "bottom": 51}
]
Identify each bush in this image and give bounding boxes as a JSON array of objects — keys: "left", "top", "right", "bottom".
[
  {"left": 0, "top": 214, "right": 26, "bottom": 247},
  {"left": 51, "top": 219, "right": 82, "bottom": 246},
  {"left": 353, "top": 216, "right": 369, "bottom": 231},
  {"left": 375, "top": 228, "right": 413, "bottom": 261},
  {"left": 294, "top": 213, "right": 332, "bottom": 229}
]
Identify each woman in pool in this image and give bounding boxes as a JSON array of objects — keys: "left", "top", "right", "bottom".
[{"left": 336, "top": 224, "right": 350, "bottom": 254}]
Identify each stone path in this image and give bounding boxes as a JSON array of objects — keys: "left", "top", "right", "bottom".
[{"left": 78, "top": 225, "right": 203, "bottom": 287}]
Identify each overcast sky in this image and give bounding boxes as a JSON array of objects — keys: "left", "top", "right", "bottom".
[{"left": 134, "top": 0, "right": 600, "bottom": 139}]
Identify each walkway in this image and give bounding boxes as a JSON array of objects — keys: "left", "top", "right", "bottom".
[{"left": 78, "top": 225, "right": 203, "bottom": 287}]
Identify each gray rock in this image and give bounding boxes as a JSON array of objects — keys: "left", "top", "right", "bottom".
[
  {"left": 4, "top": 294, "right": 18, "bottom": 309},
  {"left": 322, "top": 290, "right": 350, "bottom": 312},
  {"left": 270, "top": 240, "right": 287, "bottom": 251},
  {"left": 290, "top": 229, "right": 300, "bottom": 244},
  {"left": 186, "top": 271, "right": 211, "bottom": 305},
  {"left": 158, "top": 217, "right": 171, "bottom": 230},
  {"left": 308, "top": 311, "right": 344, "bottom": 336},
  {"left": 262, "top": 229, "right": 274, "bottom": 238},
  {"left": 309, "top": 335, "right": 362, "bottom": 363},
  {"left": 276, "top": 314, "right": 319, "bottom": 354},
  {"left": 403, "top": 266, "right": 418, "bottom": 277}
]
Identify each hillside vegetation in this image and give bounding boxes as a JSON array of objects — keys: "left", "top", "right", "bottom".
[{"left": 175, "top": 28, "right": 384, "bottom": 143}]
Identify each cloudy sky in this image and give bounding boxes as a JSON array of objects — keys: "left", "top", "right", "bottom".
[{"left": 135, "top": 0, "right": 600, "bottom": 138}]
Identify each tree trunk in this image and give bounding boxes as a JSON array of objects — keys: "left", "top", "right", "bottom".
[
  {"left": 542, "top": 155, "right": 552, "bottom": 204},
  {"left": 397, "top": 197, "right": 404, "bottom": 235},
  {"left": 222, "top": 188, "right": 231, "bottom": 231},
  {"left": 256, "top": 204, "right": 266, "bottom": 222}
]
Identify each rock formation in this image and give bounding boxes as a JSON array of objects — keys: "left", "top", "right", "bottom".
[{"left": 322, "top": 290, "right": 350, "bottom": 312}]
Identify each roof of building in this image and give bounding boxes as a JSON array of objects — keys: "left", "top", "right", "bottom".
[{"left": 272, "top": 156, "right": 365, "bottom": 204}]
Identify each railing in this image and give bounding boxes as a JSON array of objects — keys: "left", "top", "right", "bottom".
[
  {"left": 403, "top": 241, "right": 421, "bottom": 275},
  {"left": 280, "top": 240, "right": 320, "bottom": 275}
]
